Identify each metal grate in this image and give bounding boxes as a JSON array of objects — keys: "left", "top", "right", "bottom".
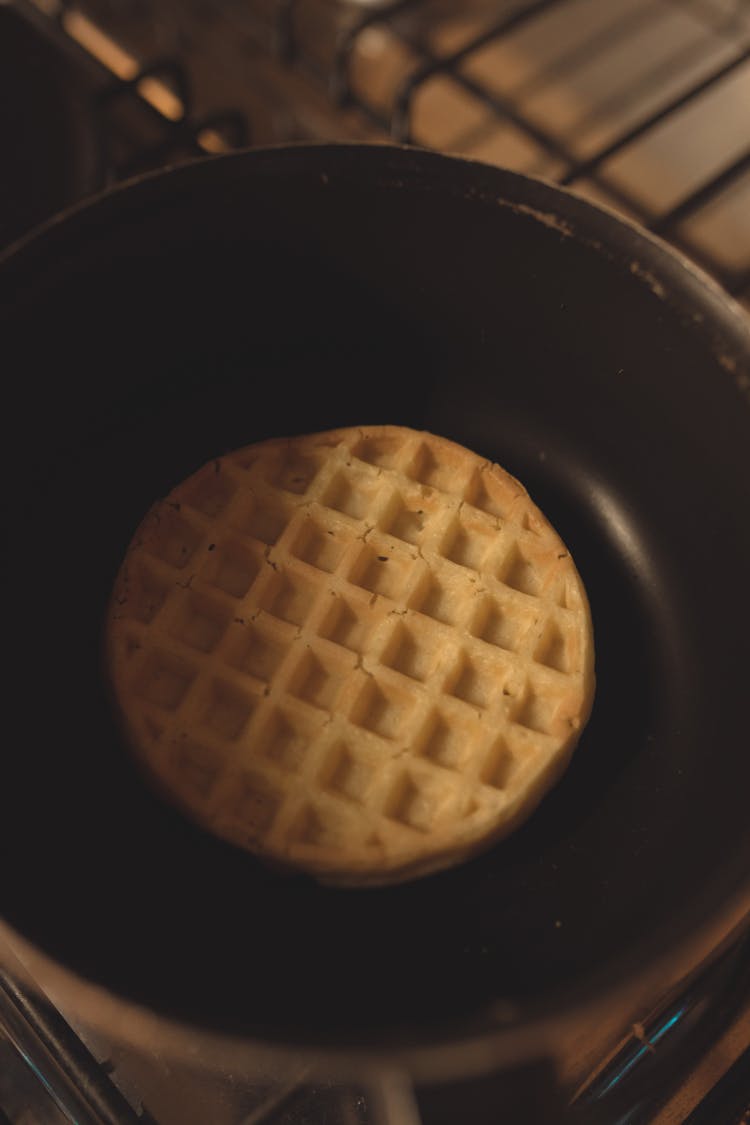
[
  {"left": 27, "top": 0, "right": 750, "bottom": 305},
  {"left": 276, "top": 0, "right": 750, "bottom": 304},
  {"left": 17, "top": 0, "right": 251, "bottom": 185}
]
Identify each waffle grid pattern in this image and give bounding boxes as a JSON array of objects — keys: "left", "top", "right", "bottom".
[{"left": 107, "top": 427, "right": 594, "bottom": 882}]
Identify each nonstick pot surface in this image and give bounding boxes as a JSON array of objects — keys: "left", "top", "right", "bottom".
[{"left": 1, "top": 146, "right": 749, "bottom": 1054}]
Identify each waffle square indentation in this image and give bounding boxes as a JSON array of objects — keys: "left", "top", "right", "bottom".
[
  {"left": 117, "top": 563, "right": 169, "bottom": 624},
  {"left": 469, "top": 595, "right": 532, "bottom": 653},
  {"left": 350, "top": 679, "right": 414, "bottom": 739},
  {"left": 409, "top": 572, "right": 463, "bottom": 625},
  {"left": 445, "top": 652, "right": 503, "bottom": 710},
  {"left": 380, "top": 621, "right": 436, "bottom": 682},
  {"left": 440, "top": 515, "right": 496, "bottom": 572},
  {"left": 520, "top": 509, "right": 544, "bottom": 537},
  {"left": 317, "top": 595, "right": 374, "bottom": 653},
  {"left": 259, "top": 570, "right": 318, "bottom": 627},
  {"left": 321, "top": 470, "right": 379, "bottom": 520},
  {"left": 239, "top": 498, "right": 289, "bottom": 545},
  {"left": 173, "top": 738, "right": 223, "bottom": 799},
  {"left": 557, "top": 579, "right": 582, "bottom": 612},
  {"left": 379, "top": 494, "right": 428, "bottom": 545},
  {"left": 348, "top": 544, "right": 415, "bottom": 599},
  {"left": 256, "top": 708, "right": 316, "bottom": 772},
  {"left": 350, "top": 432, "right": 404, "bottom": 469},
  {"left": 385, "top": 773, "right": 436, "bottom": 833},
  {"left": 480, "top": 738, "right": 515, "bottom": 789},
  {"left": 463, "top": 468, "right": 515, "bottom": 520},
  {"left": 266, "top": 451, "right": 322, "bottom": 495},
  {"left": 199, "top": 678, "right": 258, "bottom": 740},
  {"left": 287, "top": 650, "right": 347, "bottom": 710},
  {"left": 533, "top": 620, "right": 571, "bottom": 673},
  {"left": 291, "top": 804, "right": 343, "bottom": 847},
  {"left": 225, "top": 772, "right": 282, "bottom": 834},
  {"left": 146, "top": 509, "right": 203, "bottom": 569},
  {"left": 416, "top": 709, "right": 471, "bottom": 770},
  {"left": 169, "top": 591, "right": 231, "bottom": 653},
  {"left": 498, "top": 544, "right": 542, "bottom": 596},
  {"left": 134, "top": 649, "right": 196, "bottom": 710},
  {"left": 512, "top": 690, "right": 557, "bottom": 735},
  {"left": 322, "top": 741, "right": 374, "bottom": 804},
  {"left": 226, "top": 623, "right": 287, "bottom": 682},
  {"left": 407, "top": 442, "right": 463, "bottom": 495},
  {"left": 290, "top": 519, "right": 348, "bottom": 573},
  {"left": 202, "top": 538, "right": 263, "bottom": 598}
]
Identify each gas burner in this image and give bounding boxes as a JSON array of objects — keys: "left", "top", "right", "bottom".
[{"left": 1, "top": 928, "right": 750, "bottom": 1122}]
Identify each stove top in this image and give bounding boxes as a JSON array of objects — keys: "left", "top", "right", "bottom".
[
  {"left": 3, "top": 0, "right": 750, "bottom": 310},
  {"left": 1, "top": 1, "right": 749, "bottom": 1121},
  {"left": 1, "top": 923, "right": 750, "bottom": 1123}
]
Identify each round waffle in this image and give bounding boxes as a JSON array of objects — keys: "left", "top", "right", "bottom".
[{"left": 105, "top": 426, "right": 595, "bottom": 884}]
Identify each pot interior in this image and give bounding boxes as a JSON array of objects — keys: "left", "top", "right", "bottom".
[{"left": 2, "top": 147, "right": 750, "bottom": 1053}]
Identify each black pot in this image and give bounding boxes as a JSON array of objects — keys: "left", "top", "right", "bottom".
[{"left": 1, "top": 144, "right": 749, "bottom": 1100}]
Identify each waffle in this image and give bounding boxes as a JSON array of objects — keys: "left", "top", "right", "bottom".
[{"left": 105, "top": 426, "right": 595, "bottom": 884}]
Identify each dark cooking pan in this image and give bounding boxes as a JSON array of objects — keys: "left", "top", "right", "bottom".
[{"left": 1, "top": 144, "right": 750, "bottom": 1087}]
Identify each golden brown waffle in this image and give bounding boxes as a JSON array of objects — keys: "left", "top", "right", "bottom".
[{"left": 106, "top": 426, "right": 595, "bottom": 884}]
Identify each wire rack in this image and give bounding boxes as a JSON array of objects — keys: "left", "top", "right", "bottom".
[
  {"left": 29, "top": 0, "right": 750, "bottom": 306},
  {"left": 261, "top": 0, "right": 750, "bottom": 304}
]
